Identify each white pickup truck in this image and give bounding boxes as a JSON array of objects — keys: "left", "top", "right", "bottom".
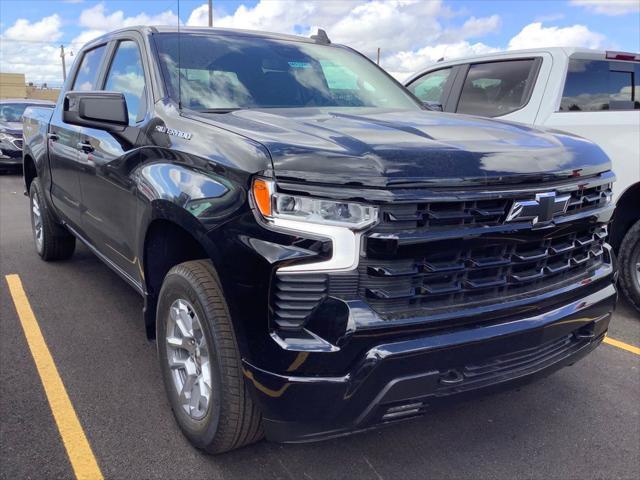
[{"left": 405, "top": 47, "right": 640, "bottom": 312}]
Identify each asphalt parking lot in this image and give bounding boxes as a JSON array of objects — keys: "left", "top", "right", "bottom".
[{"left": 1, "top": 172, "right": 639, "bottom": 480}]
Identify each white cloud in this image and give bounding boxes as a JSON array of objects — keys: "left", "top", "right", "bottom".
[
  {"left": 78, "top": 3, "right": 178, "bottom": 30},
  {"left": 3, "top": 14, "right": 62, "bottom": 42},
  {"left": 437, "top": 14, "right": 501, "bottom": 43},
  {"left": 0, "top": 15, "right": 65, "bottom": 86},
  {"left": 0, "top": 3, "right": 181, "bottom": 87},
  {"left": 187, "top": 4, "right": 210, "bottom": 27},
  {"left": 508, "top": 22, "right": 607, "bottom": 50},
  {"left": 63, "top": 4, "right": 180, "bottom": 80},
  {"left": 184, "top": 0, "right": 501, "bottom": 78},
  {"left": 571, "top": 0, "right": 640, "bottom": 16},
  {"left": 185, "top": 1, "right": 487, "bottom": 54},
  {"left": 460, "top": 15, "right": 502, "bottom": 38},
  {"left": 0, "top": 40, "right": 64, "bottom": 86}
]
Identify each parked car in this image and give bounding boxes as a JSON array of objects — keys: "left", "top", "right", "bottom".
[
  {"left": 405, "top": 48, "right": 640, "bottom": 312},
  {"left": 23, "top": 27, "right": 617, "bottom": 454},
  {"left": 0, "top": 99, "right": 54, "bottom": 172}
]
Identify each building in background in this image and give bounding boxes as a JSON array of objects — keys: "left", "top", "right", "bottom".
[{"left": 0, "top": 73, "right": 60, "bottom": 102}]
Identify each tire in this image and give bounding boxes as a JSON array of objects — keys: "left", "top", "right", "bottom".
[
  {"left": 29, "top": 178, "right": 75, "bottom": 261},
  {"left": 618, "top": 219, "right": 640, "bottom": 314},
  {"left": 157, "top": 259, "right": 263, "bottom": 454}
]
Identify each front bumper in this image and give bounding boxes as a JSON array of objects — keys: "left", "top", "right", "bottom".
[
  {"left": 0, "top": 145, "right": 22, "bottom": 165},
  {"left": 243, "top": 282, "right": 616, "bottom": 443}
]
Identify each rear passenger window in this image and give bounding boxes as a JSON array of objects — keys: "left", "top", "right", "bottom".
[
  {"left": 560, "top": 59, "right": 639, "bottom": 111},
  {"left": 456, "top": 60, "right": 537, "bottom": 117},
  {"left": 72, "top": 46, "right": 107, "bottom": 91},
  {"left": 407, "top": 68, "right": 452, "bottom": 105},
  {"left": 104, "top": 40, "right": 147, "bottom": 124}
]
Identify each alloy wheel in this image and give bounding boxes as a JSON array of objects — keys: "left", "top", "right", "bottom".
[
  {"left": 166, "top": 299, "right": 212, "bottom": 421},
  {"left": 31, "top": 195, "right": 43, "bottom": 251}
]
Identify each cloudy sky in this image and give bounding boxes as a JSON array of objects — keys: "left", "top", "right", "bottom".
[{"left": 0, "top": 0, "right": 638, "bottom": 86}]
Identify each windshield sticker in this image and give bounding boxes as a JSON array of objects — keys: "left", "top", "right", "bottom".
[{"left": 288, "top": 61, "right": 312, "bottom": 69}]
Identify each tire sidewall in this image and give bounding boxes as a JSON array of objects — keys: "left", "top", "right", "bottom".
[
  {"left": 619, "top": 219, "right": 640, "bottom": 312},
  {"left": 624, "top": 230, "right": 640, "bottom": 299},
  {"left": 29, "top": 180, "right": 44, "bottom": 256},
  {"left": 157, "top": 271, "right": 224, "bottom": 448}
]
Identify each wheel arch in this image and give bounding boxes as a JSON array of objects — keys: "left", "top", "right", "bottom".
[
  {"left": 23, "top": 153, "right": 37, "bottom": 193},
  {"left": 140, "top": 205, "right": 221, "bottom": 339},
  {"left": 611, "top": 182, "right": 640, "bottom": 252}
]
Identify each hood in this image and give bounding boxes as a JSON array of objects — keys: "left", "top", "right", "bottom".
[
  {"left": 190, "top": 108, "right": 611, "bottom": 188},
  {"left": 0, "top": 122, "right": 22, "bottom": 136}
]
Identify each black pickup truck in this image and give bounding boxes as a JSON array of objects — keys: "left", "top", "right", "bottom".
[{"left": 22, "top": 26, "right": 617, "bottom": 454}]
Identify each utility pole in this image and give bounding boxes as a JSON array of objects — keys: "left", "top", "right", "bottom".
[
  {"left": 376, "top": 47, "right": 380, "bottom": 65},
  {"left": 60, "top": 45, "right": 67, "bottom": 81},
  {"left": 208, "top": 0, "right": 213, "bottom": 27}
]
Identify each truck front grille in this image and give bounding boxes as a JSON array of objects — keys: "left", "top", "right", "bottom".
[
  {"left": 375, "top": 182, "right": 612, "bottom": 233},
  {"left": 360, "top": 225, "right": 607, "bottom": 318}
]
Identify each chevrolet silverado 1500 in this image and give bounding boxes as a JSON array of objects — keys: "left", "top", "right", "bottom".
[{"left": 22, "top": 27, "right": 617, "bottom": 453}]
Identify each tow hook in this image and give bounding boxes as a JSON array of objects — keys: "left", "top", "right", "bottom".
[
  {"left": 439, "top": 369, "right": 464, "bottom": 385},
  {"left": 574, "top": 323, "right": 596, "bottom": 341}
]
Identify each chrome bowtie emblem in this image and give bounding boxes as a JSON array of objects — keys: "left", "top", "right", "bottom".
[{"left": 506, "top": 192, "right": 570, "bottom": 225}]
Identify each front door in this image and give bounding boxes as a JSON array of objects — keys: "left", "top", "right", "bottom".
[{"left": 77, "top": 38, "right": 150, "bottom": 282}]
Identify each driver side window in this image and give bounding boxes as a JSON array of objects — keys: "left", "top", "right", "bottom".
[{"left": 103, "top": 40, "right": 147, "bottom": 124}]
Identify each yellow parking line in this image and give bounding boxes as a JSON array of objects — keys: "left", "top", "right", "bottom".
[
  {"left": 604, "top": 336, "right": 640, "bottom": 356},
  {"left": 5, "top": 274, "right": 104, "bottom": 480}
]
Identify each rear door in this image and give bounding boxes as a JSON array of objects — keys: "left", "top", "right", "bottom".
[
  {"left": 542, "top": 56, "right": 640, "bottom": 201},
  {"left": 76, "top": 35, "right": 151, "bottom": 283},
  {"left": 49, "top": 44, "right": 107, "bottom": 229}
]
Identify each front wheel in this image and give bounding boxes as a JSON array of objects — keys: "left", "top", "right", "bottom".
[
  {"left": 157, "top": 260, "right": 263, "bottom": 454},
  {"left": 29, "top": 178, "right": 75, "bottom": 261},
  {"left": 618, "top": 219, "right": 640, "bottom": 314}
]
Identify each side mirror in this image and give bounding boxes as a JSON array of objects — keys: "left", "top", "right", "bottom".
[
  {"left": 422, "top": 101, "right": 443, "bottom": 112},
  {"left": 63, "top": 91, "right": 128, "bottom": 131}
]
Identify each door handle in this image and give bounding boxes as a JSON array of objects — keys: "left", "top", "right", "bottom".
[
  {"left": 47, "top": 133, "right": 59, "bottom": 141},
  {"left": 76, "top": 141, "right": 94, "bottom": 153}
]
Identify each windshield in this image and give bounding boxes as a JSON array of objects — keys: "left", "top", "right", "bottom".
[
  {"left": 154, "top": 33, "right": 420, "bottom": 110},
  {"left": 0, "top": 103, "right": 39, "bottom": 123}
]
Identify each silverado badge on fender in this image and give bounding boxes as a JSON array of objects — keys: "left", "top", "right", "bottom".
[{"left": 155, "top": 125, "right": 193, "bottom": 140}]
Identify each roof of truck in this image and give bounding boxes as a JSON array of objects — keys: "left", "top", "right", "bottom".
[{"left": 83, "top": 25, "right": 324, "bottom": 49}]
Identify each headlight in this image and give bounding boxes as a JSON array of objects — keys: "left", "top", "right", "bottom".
[
  {"left": 0, "top": 132, "right": 16, "bottom": 142},
  {"left": 252, "top": 178, "right": 378, "bottom": 230}
]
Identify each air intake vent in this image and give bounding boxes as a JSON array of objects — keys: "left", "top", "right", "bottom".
[{"left": 272, "top": 273, "right": 328, "bottom": 329}]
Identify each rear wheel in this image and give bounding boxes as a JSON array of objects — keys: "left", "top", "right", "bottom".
[
  {"left": 157, "top": 260, "right": 263, "bottom": 454},
  {"left": 618, "top": 219, "right": 640, "bottom": 314},
  {"left": 29, "top": 178, "right": 75, "bottom": 261}
]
